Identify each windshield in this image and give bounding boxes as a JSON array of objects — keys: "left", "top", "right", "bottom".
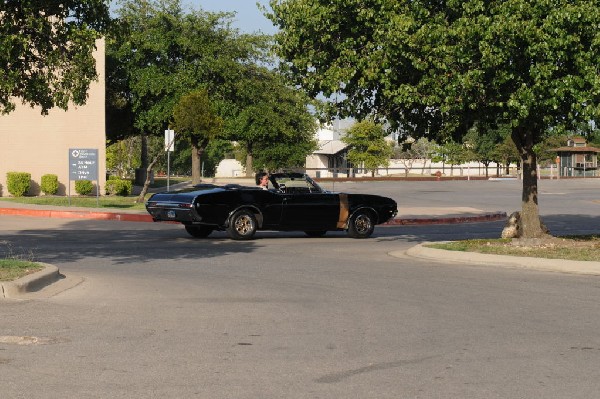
[{"left": 271, "top": 174, "right": 324, "bottom": 194}]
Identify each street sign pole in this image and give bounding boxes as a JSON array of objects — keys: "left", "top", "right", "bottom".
[{"left": 165, "top": 130, "right": 175, "bottom": 191}]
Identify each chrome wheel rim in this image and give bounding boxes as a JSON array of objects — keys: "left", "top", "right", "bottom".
[
  {"left": 355, "top": 214, "right": 372, "bottom": 234},
  {"left": 235, "top": 215, "right": 254, "bottom": 235}
]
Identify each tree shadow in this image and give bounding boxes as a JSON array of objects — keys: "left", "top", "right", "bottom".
[
  {"left": 0, "top": 220, "right": 261, "bottom": 265},
  {"left": 373, "top": 214, "right": 600, "bottom": 243},
  {"left": 1, "top": 214, "right": 598, "bottom": 266}
]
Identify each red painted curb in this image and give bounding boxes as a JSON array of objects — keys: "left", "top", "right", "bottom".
[
  {"left": 0, "top": 207, "right": 506, "bottom": 226},
  {"left": 0, "top": 207, "right": 153, "bottom": 222},
  {"left": 383, "top": 212, "right": 507, "bottom": 226}
]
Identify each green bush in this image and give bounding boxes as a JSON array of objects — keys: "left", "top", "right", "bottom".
[
  {"left": 75, "top": 180, "right": 94, "bottom": 195},
  {"left": 6, "top": 172, "right": 31, "bottom": 197},
  {"left": 40, "top": 174, "right": 59, "bottom": 195},
  {"left": 105, "top": 178, "right": 132, "bottom": 196}
]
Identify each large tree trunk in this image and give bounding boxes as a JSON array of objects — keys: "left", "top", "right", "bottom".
[
  {"left": 190, "top": 136, "right": 208, "bottom": 185},
  {"left": 512, "top": 128, "right": 548, "bottom": 238},
  {"left": 141, "top": 132, "right": 148, "bottom": 169},
  {"left": 134, "top": 132, "right": 150, "bottom": 186},
  {"left": 245, "top": 142, "right": 254, "bottom": 177},
  {"left": 135, "top": 156, "right": 158, "bottom": 203}
]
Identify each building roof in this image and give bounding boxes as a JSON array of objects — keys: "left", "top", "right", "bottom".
[
  {"left": 314, "top": 140, "right": 347, "bottom": 155},
  {"left": 553, "top": 146, "right": 600, "bottom": 153}
]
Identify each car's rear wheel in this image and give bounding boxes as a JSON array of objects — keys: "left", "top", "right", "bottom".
[
  {"left": 347, "top": 210, "right": 375, "bottom": 239},
  {"left": 184, "top": 225, "right": 214, "bottom": 238},
  {"left": 304, "top": 230, "right": 327, "bottom": 237},
  {"left": 227, "top": 209, "right": 257, "bottom": 240}
]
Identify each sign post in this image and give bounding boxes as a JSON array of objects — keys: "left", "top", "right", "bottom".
[
  {"left": 69, "top": 148, "right": 99, "bottom": 206},
  {"left": 165, "top": 129, "right": 175, "bottom": 191}
]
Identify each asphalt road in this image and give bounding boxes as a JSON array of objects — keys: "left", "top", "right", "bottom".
[{"left": 1, "top": 179, "right": 600, "bottom": 398}]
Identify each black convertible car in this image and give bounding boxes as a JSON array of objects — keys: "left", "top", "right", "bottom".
[{"left": 145, "top": 173, "right": 397, "bottom": 240}]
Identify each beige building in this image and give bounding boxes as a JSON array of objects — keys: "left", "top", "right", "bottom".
[{"left": 0, "top": 39, "right": 106, "bottom": 197}]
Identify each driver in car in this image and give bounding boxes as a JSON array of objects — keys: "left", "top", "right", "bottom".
[{"left": 256, "top": 172, "right": 270, "bottom": 190}]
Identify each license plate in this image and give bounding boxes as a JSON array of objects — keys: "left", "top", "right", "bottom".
[{"left": 167, "top": 210, "right": 176, "bottom": 218}]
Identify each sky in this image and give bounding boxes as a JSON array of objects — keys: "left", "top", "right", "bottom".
[
  {"left": 185, "top": 0, "right": 277, "bottom": 34},
  {"left": 110, "top": 1, "right": 277, "bottom": 34}
]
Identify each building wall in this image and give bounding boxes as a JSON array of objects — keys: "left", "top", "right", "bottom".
[
  {"left": 0, "top": 39, "right": 106, "bottom": 197},
  {"left": 215, "top": 159, "right": 244, "bottom": 178}
]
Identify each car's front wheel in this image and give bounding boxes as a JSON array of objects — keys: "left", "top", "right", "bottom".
[
  {"left": 227, "top": 209, "right": 257, "bottom": 240},
  {"left": 347, "top": 210, "right": 375, "bottom": 239},
  {"left": 185, "top": 225, "right": 214, "bottom": 238}
]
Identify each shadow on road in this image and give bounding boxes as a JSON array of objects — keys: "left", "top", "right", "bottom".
[{"left": 1, "top": 214, "right": 598, "bottom": 265}]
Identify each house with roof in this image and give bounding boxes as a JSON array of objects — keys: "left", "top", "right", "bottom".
[
  {"left": 553, "top": 137, "right": 600, "bottom": 177},
  {"left": 305, "top": 122, "right": 350, "bottom": 178}
]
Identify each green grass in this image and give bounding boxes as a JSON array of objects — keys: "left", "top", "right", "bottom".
[
  {"left": 427, "top": 236, "right": 600, "bottom": 262},
  {"left": 0, "top": 177, "right": 192, "bottom": 210},
  {"left": 150, "top": 177, "right": 190, "bottom": 188},
  {"left": 0, "top": 259, "right": 43, "bottom": 281},
  {"left": 0, "top": 195, "right": 149, "bottom": 210}
]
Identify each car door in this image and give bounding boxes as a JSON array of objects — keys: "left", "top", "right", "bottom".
[
  {"left": 240, "top": 189, "right": 284, "bottom": 228},
  {"left": 280, "top": 192, "right": 340, "bottom": 230}
]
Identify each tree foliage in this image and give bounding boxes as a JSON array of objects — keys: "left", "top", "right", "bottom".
[
  {"left": 225, "top": 66, "right": 317, "bottom": 174},
  {"left": 464, "top": 123, "right": 507, "bottom": 177},
  {"left": 342, "top": 120, "right": 392, "bottom": 176},
  {"left": 393, "top": 138, "right": 437, "bottom": 176},
  {"left": 107, "top": 0, "right": 269, "bottom": 160},
  {"left": 172, "top": 89, "right": 223, "bottom": 184},
  {"left": 269, "top": 0, "right": 600, "bottom": 237},
  {"left": 0, "top": 0, "right": 110, "bottom": 114}
]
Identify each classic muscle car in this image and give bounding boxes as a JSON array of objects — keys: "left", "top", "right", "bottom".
[{"left": 145, "top": 172, "right": 397, "bottom": 240}]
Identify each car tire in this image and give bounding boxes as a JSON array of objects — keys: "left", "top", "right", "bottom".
[
  {"left": 227, "top": 209, "right": 257, "bottom": 240},
  {"left": 304, "top": 230, "right": 327, "bottom": 237},
  {"left": 185, "top": 225, "right": 213, "bottom": 238},
  {"left": 347, "top": 210, "right": 375, "bottom": 239}
]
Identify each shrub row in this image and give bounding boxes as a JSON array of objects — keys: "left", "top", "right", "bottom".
[
  {"left": 5, "top": 172, "right": 131, "bottom": 197},
  {"left": 105, "top": 176, "right": 132, "bottom": 196},
  {"left": 6, "top": 172, "right": 31, "bottom": 197}
]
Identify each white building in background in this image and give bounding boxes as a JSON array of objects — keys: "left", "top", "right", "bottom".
[
  {"left": 305, "top": 121, "right": 350, "bottom": 178},
  {"left": 215, "top": 158, "right": 244, "bottom": 178}
]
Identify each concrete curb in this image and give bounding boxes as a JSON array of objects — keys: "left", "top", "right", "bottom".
[
  {"left": 397, "top": 243, "right": 600, "bottom": 275},
  {"left": 1, "top": 263, "right": 61, "bottom": 298}
]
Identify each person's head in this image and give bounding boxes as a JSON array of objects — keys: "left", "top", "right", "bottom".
[{"left": 256, "top": 172, "right": 269, "bottom": 187}]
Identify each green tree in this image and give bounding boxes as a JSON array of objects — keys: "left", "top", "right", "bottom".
[
  {"left": 492, "top": 128, "right": 520, "bottom": 176},
  {"left": 393, "top": 137, "right": 437, "bottom": 177},
  {"left": 342, "top": 120, "right": 392, "bottom": 177},
  {"left": 464, "top": 124, "right": 504, "bottom": 178},
  {"left": 535, "top": 134, "right": 569, "bottom": 167},
  {"left": 0, "top": 0, "right": 110, "bottom": 114},
  {"left": 225, "top": 66, "right": 317, "bottom": 174},
  {"left": 269, "top": 0, "right": 600, "bottom": 238},
  {"left": 106, "top": 136, "right": 141, "bottom": 178},
  {"left": 438, "top": 141, "right": 473, "bottom": 177},
  {"left": 107, "top": 0, "right": 268, "bottom": 180},
  {"left": 172, "top": 89, "right": 223, "bottom": 184}
]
